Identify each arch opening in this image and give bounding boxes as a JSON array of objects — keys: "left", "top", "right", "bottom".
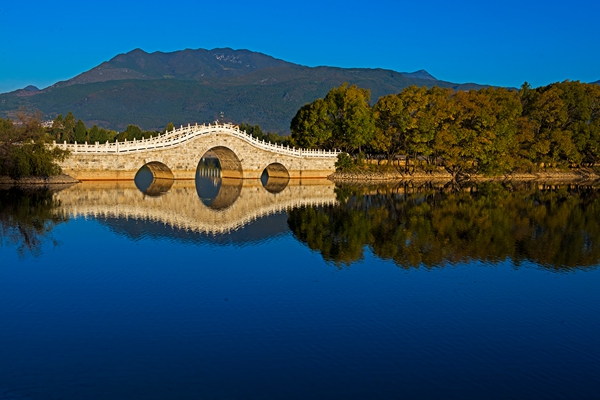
[
  {"left": 196, "top": 150, "right": 242, "bottom": 210},
  {"left": 209, "top": 146, "right": 243, "bottom": 179},
  {"left": 261, "top": 163, "right": 290, "bottom": 194},
  {"left": 135, "top": 162, "right": 174, "bottom": 196}
]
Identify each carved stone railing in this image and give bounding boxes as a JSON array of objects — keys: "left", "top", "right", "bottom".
[{"left": 54, "top": 122, "right": 339, "bottom": 158}]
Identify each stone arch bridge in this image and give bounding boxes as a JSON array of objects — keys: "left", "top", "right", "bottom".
[{"left": 57, "top": 122, "right": 338, "bottom": 180}]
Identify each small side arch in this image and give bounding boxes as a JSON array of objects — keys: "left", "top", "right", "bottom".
[
  {"left": 135, "top": 161, "right": 175, "bottom": 196},
  {"left": 144, "top": 161, "right": 175, "bottom": 180},
  {"left": 261, "top": 163, "right": 290, "bottom": 194}
]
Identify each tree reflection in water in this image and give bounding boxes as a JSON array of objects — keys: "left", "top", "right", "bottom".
[
  {"left": 288, "top": 182, "right": 600, "bottom": 271},
  {"left": 0, "top": 188, "right": 68, "bottom": 256}
]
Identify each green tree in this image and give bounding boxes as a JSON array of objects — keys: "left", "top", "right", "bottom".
[
  {"left": 74, "top": 119, "right": 87, "bottom": 142},
  {"left": 325, "top": 83, "right": 375, "bottom": 152},
  {"left": 372, "top": 94, "right": 408, "bottom": 164},
  {"left": 117, "top": 125, "right": 143, "bottom": 141},
  {"left": 409, "top": 86, "right": 454, "bottom": 171},
  {"left": 63, "top": 112, "right": 76, "bottom": 143},
  {"left": 291, "top": 83, "right": 375, "bottom": 153},
  {"left": 88, "top": 125, "right": 100, "bottom": 142},
  {"left": 521, "top": 81, "right": 585, "bottom": 168},
  {"left": 51, "top": 114, "right": 64, "bottom": 141},
  {"left": 0, "top": 113, "right": 69, "bottom": 178},
  {"left": 290, "top": 99, "right": 332, "bottom": 148}
]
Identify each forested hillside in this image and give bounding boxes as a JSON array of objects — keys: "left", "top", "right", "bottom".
[{"left": 0, "top": 48, "right": 485, "bottom": 133}]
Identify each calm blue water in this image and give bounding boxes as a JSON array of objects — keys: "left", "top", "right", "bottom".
[{"left": 0, "top": 180, "right": 599, "bottom": 399}]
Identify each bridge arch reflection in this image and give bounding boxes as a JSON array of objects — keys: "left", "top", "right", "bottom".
[
  {"left": 261, "top": 163, "right": 290, "bottom": 194},
  {"left": 134, "top": 163, "right": 175, "bottom": 197},
  {"left": 56, "top": 180, "right": 337, "bottom": 235},
  {"left": 205, "top": 146, "right": 243, "bottom": 178},
  {"left": 195, "top": 152, "right": 243, "bottom": 210}
]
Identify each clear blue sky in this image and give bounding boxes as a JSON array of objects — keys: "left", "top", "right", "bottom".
[{"left": 1, "top": 0, "right": 598, "bottom": 94}]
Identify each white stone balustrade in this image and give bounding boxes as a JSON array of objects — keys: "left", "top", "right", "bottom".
[{"left": 54, "top": 122, "right": 338, "bottom": 159}]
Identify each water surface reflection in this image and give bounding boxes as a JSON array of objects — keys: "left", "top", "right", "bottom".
[
  {"left": 1, "top": 180, "right": 599, "bottom": 399},
  {"left": 289, "top": 182, "right": 600, "bottom": 271},
  {"left": 3, "top": 180, "right": 600, "bottom": 272},
  {"left": 55, "top": 179, "right": 337, "bottom": 235},
  {"left": 0, "top": 188, "right": 68, "bottom": 256}
]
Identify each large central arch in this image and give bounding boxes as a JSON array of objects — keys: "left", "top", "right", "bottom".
[{"left": 209, "top": 146, "right": 243, "bottom": 179}]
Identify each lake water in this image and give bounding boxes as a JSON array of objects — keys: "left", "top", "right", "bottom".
[{"left": 1, "top": 173, "right": 599, "bottom": 399}]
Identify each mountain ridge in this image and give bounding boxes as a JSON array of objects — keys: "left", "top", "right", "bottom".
[
  {"left": 0, "top": 47, "right": 488, "bottom": 132},
  {"left": 49, "top": 48, "right": 295, "bottom": 90}
]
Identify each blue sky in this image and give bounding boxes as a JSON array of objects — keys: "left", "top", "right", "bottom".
[{"left": 1, "top": 0, "right": 598, "bottom": 94}]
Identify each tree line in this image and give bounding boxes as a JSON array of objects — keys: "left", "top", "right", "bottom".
[
  {"left": 49, "top": 112, "right": 175, "bottom": 143},
  {"left": 290, "top": 81, "right": 600, "bottom": 176},
  {"left": 238, "top": 122, "right": 291, "bottom": 146},
  {"left": 49, "top": 114, "right": 294, "bottom": 147}
]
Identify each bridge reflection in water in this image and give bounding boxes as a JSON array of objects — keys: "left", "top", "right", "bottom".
[{"left": 54, "top": 178, "right": 337, "bottom": 235}]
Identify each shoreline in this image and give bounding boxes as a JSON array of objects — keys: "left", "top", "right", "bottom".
[
  {"left": 328, "top": 169, "right": 600, "bottom": 184},
  {"left": 0, "top": 174, "right": 80, "bottom": 190},
  {"left": 2, "top": 170, "right": 600, "bottom": 190}
]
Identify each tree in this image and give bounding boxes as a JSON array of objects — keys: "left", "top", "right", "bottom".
[
  {"left": 63, "top": 112, "right": 76, "bottom": 143},
  {"left": 0, "top": 113, "right": 69, "bottom": 178},
  {"left": 117, "top": 125, "right": 143, "bottom": 141},
  {"left": 325, "top": 83, "right": 375, "bottom": 152},
  {"left": 522, "top": 82, "right": 581, "bottom": 168},
  {"left": 74, "top": 119, "right": 87, "bottom": 142},
  {"left": 51, "top": 114, "right": 64, "bottom": 141},
  {"left": 372, "top": 94, "right": 407, "bottom": 164},
  {"left": 88, "top": 125, "right": 100, "bottom": 143},
  {"left": 290, "top": 99, "right": 332, "bottom": 148},
  {"left": 291, "top": 83, "right": 375, "bottom": 153},
  {"left": 409, "top": 86, "right": 454, "bottom": 171}
]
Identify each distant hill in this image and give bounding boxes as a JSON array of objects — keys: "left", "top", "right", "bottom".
[
  {"left": 0, "top": 48, "right": 488, "bottom": 132},
  {"left": 593, "top": 80, "right": 600, "bottom": 85},
  {"left": 49, "top": 48, "right": 293, "bottom": 89},
  {"left": 400, "top": 69, "right": 437, "bottom": 80}
]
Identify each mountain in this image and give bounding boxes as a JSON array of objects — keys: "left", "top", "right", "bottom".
[
  {"left": 50, "top": 48, "right": 292, "bottom": 89},
  {"left": 592, "top": 80, "right": 600, "bottom": 85},
  {"left": 400, "top": 69, "right": 437, "bottom": 80},
  {"left": 0, "top": 48, "right": 488, "bottom": 133}
]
